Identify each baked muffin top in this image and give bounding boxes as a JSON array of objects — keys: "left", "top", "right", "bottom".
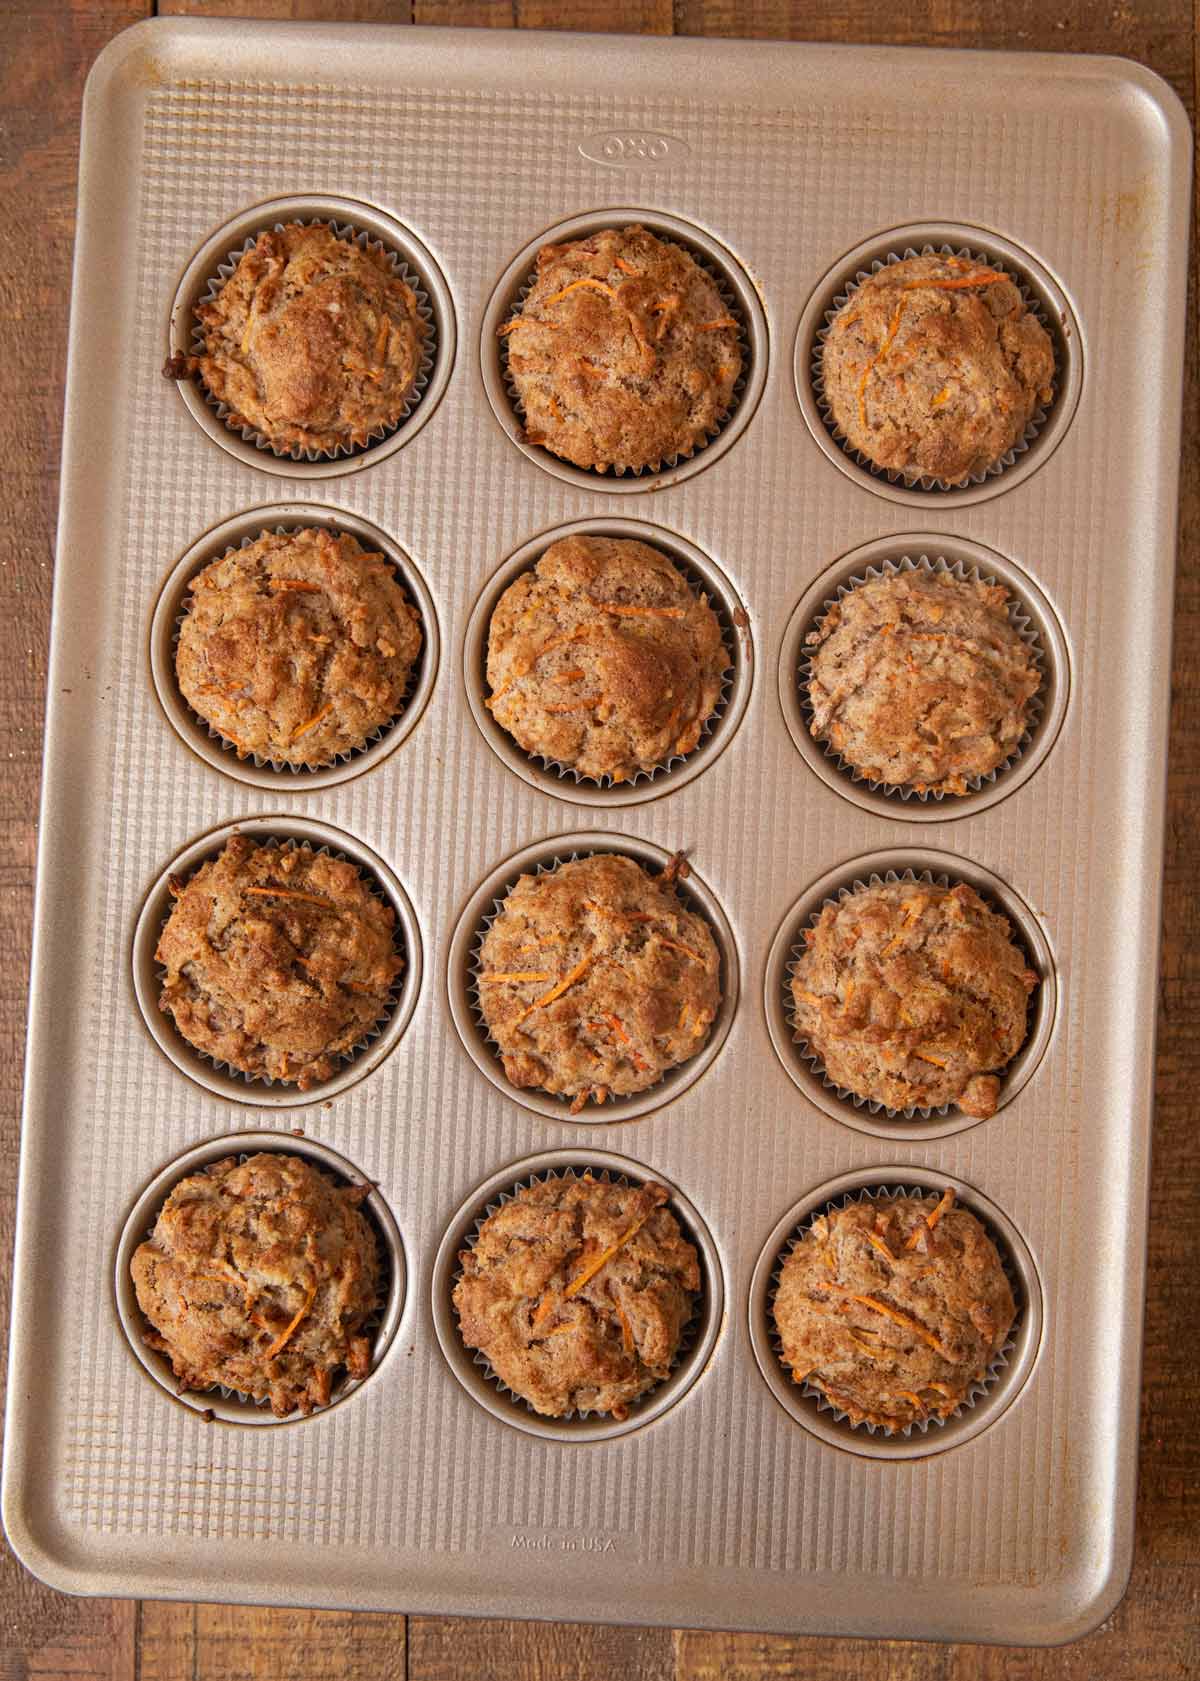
[
  {"left": 773, "top": 1190, "right": 1015, "bottom": 1432},
  {"left": 157, "top": 835, "right": 402, "bottom": 1090},
  {"left": 806, "top": 570, "right": 1040, "bottom": 795},
  {"left": 477, "top": 853, "right": 721, "bottom": 1112},
  {"left": 790, "top": 879, "right": 1037, "bottom": 1118},
  {"left": 453, "top": 1174, "right": 699, "bottom": 1419},
  {"left": 176, "top": 527, "right": 422, "bottom": 767},
  {"left": 191, "top": 222, "right": 426, "bottom": 455},
  {"left": 820, "top": 254, "right": 1054, "bottom": 484},
  {"left": 485, "top": 534, "right": 728, "bottom": 783},
  {"left": 500, "top": 225, "right": 742, "bottom": 473},
  {"left": 131, "top": 1152, "right": 381, "bottom": 1417}
]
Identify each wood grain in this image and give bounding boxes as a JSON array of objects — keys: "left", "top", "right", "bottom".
[{"left": 0, "top": 0, "right": 1195, "bottom": 1677}]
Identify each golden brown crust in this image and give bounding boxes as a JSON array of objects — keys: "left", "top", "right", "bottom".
[
  {"left": 131, "top": 1153, "right": 381, "bottom": 1417},
  {"left": 175, "top": 527, "right": 422, "bottom": 767},
  {"left": 806, "top": 570, "right": 1040, "bottom": 794},
  {"left": 502, "top": 225, "right": 741, "bottom": 472},
  {"left": 157, "top": 836, "right": 402, "bottom": 1090},
  {"left": 772, "top": 1191, "right": 1015, "bottom": 1432},
  {"left": 477, "top": 853, "right": 721, "bottom": 1110},
  {"left": 485, "top": 535, "right": 728, "bottom": 782},
  {"left": 790, "top": 879, "right": 1037, "bottom": 1116},
  {"left": 820, "top": 254, "right": 1054, "bottom": 485},
  {"left": 453, "top": 1174, "right": 700, "bottom": 1418},
  {"left": 193, "top": 222, "right": 426, "bottom": 455}
]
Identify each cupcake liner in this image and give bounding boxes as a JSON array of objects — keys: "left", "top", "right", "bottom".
[
  {"left": 155, "top": 836, "right": 405, "bottom": 1091},
  {"left": 784, "top": 867, "right": 1038, "bottom": 1120},
  {"left": 452, "top": 1164, "right": 703, "bottom": 1423},
  {"left": 467, "top": 847, "right": 720, "bottom": 1116},
  {"left": 498, "top": 230, "right": 751, "bottom": 479},
  {"left": 811, "top": 243, "right": 1057, "bottom": 492},
  {"left": 798, "top": 551, "right": 1046, "bottom": 804},
  {"left": 189, "top": 218, "right": 436, "bottom": 464},
  {"left": 137, "top": 1149, "right": 391, "bottom": 1418},
  {"left": 172, "top": 523, "right": 425, "bottom": 776},
  {"left": 487, "top": 552, "right": 737, "bottom": 792},
  {"left": 766, "top": 1183, "right": 1020, "bottom": 1438}
]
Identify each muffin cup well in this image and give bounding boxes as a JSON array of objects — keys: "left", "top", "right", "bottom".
[
  {"left": 114, "top": 1130, "right": 407, "bottom": 1426},
  {"left": 446, "top": 834, "right": 738, "bottom": 1124},
  {"left": 748, "top": 1169, "right": 1042, "bottom": 1460},
  {"left": 150, "top": 505, "right": 439, "bottom": 791},
  {"left": 463, "top": 518, "right": 752, "bottom": 808},
  {"left": 430, "top": 1149, "right": 724, "bottom": 1442},
  {"left": 777, "top": 534, "right": 1070, "bottom": 821},
  {"left": 167, "top": 195, "right": 456, "bottom": 479},
  {"left": 763, "top": 848, "right": 1056, "bottom": 1141},
  {"left": 132, "top": 817, "right": 422, "bottom": 1108},
  {"left": 480, "top": 209, "right": 768, "bottom": 494},
  {"left": 794, "top": 223, "right": 1082, "bottom": 508}
]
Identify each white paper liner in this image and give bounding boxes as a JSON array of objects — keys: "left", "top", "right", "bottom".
[
  {"left": 811, "top": 243, "right": 1058, "bottom": 492},
  {"left": 784, "top": 867, "right": 1038, "bottom": 1119},
  {"left": 155, "top": 836, "right": 405, "bottom": 1089},
  {"left": 172, "top": 523, "right": 424, "bottom": 775},
  {"left": 452, "top": 1164, "right": 703, "bottom": 1423},
  {"left": 188, "top": 218, "right": 436, "bottom": 463},
  {"left": 486, "top": 552, "right": 736, "bottom": 790},
  {"left": 498, "top": 227, "right": 751, "bottom": 478},
  {"left": 798, "top": 552, "right": 1046, "bottom": 803},
  {"left": 766, "top": 1183, "right": 1020, "bottom": 1438},
  {"left": 136, "top": 1149, "right": 391, "bottom": 1418},
  {"left": 467, "top": 848, "right": 721, "bottom": 1116}
]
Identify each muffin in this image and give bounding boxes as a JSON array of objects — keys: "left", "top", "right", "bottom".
[
  {"left": 453, "top": 1173, "right": 699, "bottom": 1419},
  {"left": 790, "top": 879, "right": 1037, "bottom": 1117},
  {"left": 806, "top": 569, "right": 1040, "bottom": 795},
  {"left": 176, "top": 526, "right": 422, "bottom": 767},
  {"left": 476, "top": 853, "right": 721, "bottom": 1112},
  {"left": 820, "top": 254, "right": 1054, "bottom": 484},
  {"left": 131, "top": 1152, "right": 381, "bottom": 1417},
  {"left": 500, "top": 225, "right": 742, "bottom": 472},
  {"left": 485, "top": 534, "right": 728, "bottom": 783},
  {"left": 181, "top": 221, "right": 426, "bottom": 455},
  {"left": 773, "top": 1189, "right": 1015, "bottom": 1431},
  {"left": 157, "top": 835, "right": 402, "bottom": 1090}
]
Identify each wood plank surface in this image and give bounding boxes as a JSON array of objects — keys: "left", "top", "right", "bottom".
[{"left": 0, "top": 0, "right": 1195, "bottom": 1677}]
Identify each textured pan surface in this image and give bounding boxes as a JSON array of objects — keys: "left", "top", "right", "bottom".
[{"left": 1, "top": 18, "right": 1190, "bottom": 1646}]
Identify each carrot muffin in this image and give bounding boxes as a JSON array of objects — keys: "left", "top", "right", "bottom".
[
  {"left": 176, "top": 527, "right": 422, "bottom": 767},
  {"left": 806, "top": 569, "right": 1039, "bottom": 794},
  {"left": 485, "top": 534, "right": 727, "bottom": 782},
  {"left": 500, "top": 225, "right": 742, "bottom": 472},
  {"left": 157, "top": 835, "right": 402, "bottom": 1090},
  {"left": 820, "top": 254, "right": 1054, "bottom": 484},
  {"left": 181, "top": 221, "right": 426, "bottom": 455},
  {"left": 454, "top": 1174, "right": 699, "bottom": 1418},
  {"left": 773, "top": 1189, "right": 1015, "bottom": 1431},
  {"left": 790, "top": 879, "right": 1037, "bottom": 1117},
  {"left": 131, "top": 1152, "right": 381, "bottom": 1417},
  {"left": 476, "top": 853, "right": 721, "bottom": 1111}
]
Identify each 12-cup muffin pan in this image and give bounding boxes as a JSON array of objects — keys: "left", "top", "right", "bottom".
[{"left": 2, "top": 19, "right": 1189, "bottom": 1647}]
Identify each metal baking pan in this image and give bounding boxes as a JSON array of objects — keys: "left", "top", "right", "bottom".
[{"left": 2, "top": 18, "right": 1190, "bottom": 1643}]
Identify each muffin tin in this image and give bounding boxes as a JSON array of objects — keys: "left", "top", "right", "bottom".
[{"left": 2, "top": 19, "right": 1189, "bottom": 1647}]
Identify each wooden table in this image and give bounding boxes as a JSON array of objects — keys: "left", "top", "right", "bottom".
[{"left": 1, "top": 2, "right": 1195, "bottom": 1675}]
